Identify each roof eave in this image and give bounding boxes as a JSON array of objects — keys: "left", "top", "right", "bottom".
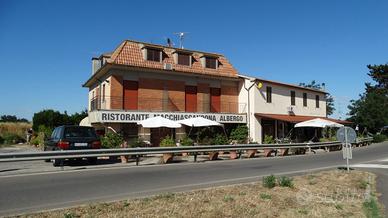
[{"left": 82, "top": 64, "right": 111, "bottom": 88}]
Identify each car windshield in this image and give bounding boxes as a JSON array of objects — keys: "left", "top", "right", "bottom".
[{"left": 64, "top": 127, "right": 97, "bottom": 138}]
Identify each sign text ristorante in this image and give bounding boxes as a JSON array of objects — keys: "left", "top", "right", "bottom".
[{"left": 89, "top": 111, "right": 246, "bottom": 124}]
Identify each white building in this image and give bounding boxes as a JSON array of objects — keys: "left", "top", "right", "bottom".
[{"left": 238, "top": 75, "right": 347, "bottom": 143}]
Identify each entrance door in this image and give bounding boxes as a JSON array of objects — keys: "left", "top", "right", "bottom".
[
  {"left": 150, "top": 128, "right": 174, "bottom": 147},
  {"left": 262, "top": 119, "right": 275, "bottom": 140}
]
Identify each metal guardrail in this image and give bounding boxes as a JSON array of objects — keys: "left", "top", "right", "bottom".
[{"left": 0, "top": 138, "right": 373, "bottom": 163}]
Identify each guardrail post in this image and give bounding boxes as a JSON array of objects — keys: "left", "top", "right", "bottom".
[
  {"left": 136, "top": 155, "right": 140, "bottom": 166},
  {"left": 194, "top": 152, "right": 197, "bottom": 162}
]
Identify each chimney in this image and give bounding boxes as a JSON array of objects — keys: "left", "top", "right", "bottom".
[{"left": 92, "top": 57, "right": 101, "bottom": 74}]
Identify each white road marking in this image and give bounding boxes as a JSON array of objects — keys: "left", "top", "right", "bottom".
[{"left": 351, "top": 164, "right": 388, "bottom": 169}]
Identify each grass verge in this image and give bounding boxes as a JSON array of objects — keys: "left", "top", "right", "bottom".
[{"left": 13, "top": 170, "right": 384, "bottom": 218}]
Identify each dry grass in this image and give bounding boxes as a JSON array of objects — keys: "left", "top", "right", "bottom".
[
  {"left": 14, "top": 170, "right": 383, "bottom": 218},
  {"left": 0, "top": 122, "right": 31, "bottom": 138}
]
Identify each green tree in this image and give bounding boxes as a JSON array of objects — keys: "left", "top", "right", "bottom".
[
  {"left": 347, "top": 64, "right": 388, "bottom": 133},
  {"left": 0, "top": 115, "right": 29, "bottom": 123},
  {"left": 299, "top": 80, "right": 335, "bottom": 116},
  {"left": 32, "top": 109, "right": 88, "bottom": 131},
  {"left": 32, "top": 109, "right": 64, "bottom": 131}
]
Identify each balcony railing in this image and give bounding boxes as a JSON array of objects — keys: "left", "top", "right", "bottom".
[{"left": 90, "top": 96, "right": 247, "bottom": 113}]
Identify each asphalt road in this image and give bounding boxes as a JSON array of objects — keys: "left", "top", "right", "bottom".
[{"left": 1, "top": 142, "right": 388, "bottom": 216}]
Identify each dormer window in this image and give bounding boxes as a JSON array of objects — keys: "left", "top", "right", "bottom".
[
  {"left": 177, "top": 53, "right": 191, "bottom": 66},
  {"left": 205, "top": 57, "right": 217, "bottom": 69},
  {"left": 146, "top": 48, "right": 161, "bottom": 62}
]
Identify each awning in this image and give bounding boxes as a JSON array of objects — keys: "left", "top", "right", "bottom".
[
  {"left": 137, "top": 116, "right": 182, "bottom": 128},
  {"left": 255, "top": 113, "right": 351, "bottom": 124},
  {"left": 178, "top": 117, "right": 222, "bottom": 127},
  {"left": 79, "top": 117, "right": 92, "bottom": 127},
  {"left": 295, "top": 118, "right": 344, "bottom": 128}
]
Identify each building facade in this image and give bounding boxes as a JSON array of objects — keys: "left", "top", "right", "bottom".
[
  {"left": 83, "top": 39, "right": 347, "bottom": 145},
  {"left": 239, "top": 75, "right": 348, "bottom": 143},
  {"left": 83, "top": 40, "right": 247, "bottom": 146}
]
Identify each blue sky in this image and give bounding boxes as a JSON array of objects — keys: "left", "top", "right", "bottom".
[{"left": 0, "top": 0, "right": 387, "bottom": 120}]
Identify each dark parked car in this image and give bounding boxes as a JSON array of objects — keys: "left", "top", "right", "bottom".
[{"left": 44, "top": 125, "right": 101, "bottom": 166}]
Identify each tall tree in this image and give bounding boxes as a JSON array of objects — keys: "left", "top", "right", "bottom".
[
  {"left": 32, "top": 109, "right": 88, "bottom": 131},
  {"left": 299, "top": 80, "right": 335, "bottom": 116},
  {"left": 347, "top": 64, "right": 388, "bottom": 133}
]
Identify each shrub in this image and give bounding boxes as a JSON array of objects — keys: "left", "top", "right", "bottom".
[
  {"left": 101, "top": 132, "right": 124, "bottom": 148},
  {"left": 211, "top": 134, "right": 228, "bottom": 145},
  {"left": 260, "top": 193, "right": 272, "bottom": 200},
  {"left": 129, "top": 138, "right": 146, "bottom": 148},
  {"left": 38, "top": 125, "right": 53, "bottom": 139},
  {"left": 30, "top": 132, "right": 45, "bottom": 146},
  {"left": 262, "top": 175, "right": 276, "bottom": 188},
  {"left": 278, "top": 176, "right": 294, "bottom": 188},
  {"left": 180, "top": 136, "right": 194, "bottom": 146},
  {"left": 373, "top": 134, "right": 387, "bottom": 143},
  {"left": 223, "top": 195, "right": 234, "bottom": 202},
  {"left": 2, "top": 132, "right": 25, "bottom": 144},
  {"left": 319, "top": 137, "right": 337, "bottom": 142},
  {"left": 0, "top": 122, "right": 31, "bottom": 143},
  {"left": 263, "top": 135, "right": 275, "bottom": 144},
  {"left": 229, "top": 125, "right": 248, "bottom": 143},
  {"left": 160, "top": 136, "right": 176, "bottom": 147}
]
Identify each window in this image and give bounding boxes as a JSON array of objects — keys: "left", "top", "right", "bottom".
[
  {"left": 205, "top": 57, "right": 217, "bottom": 69},
  {"left": 316, "top": 95, "right": 320, "bottom": 108},
  {"left": 303, "top": 93, "right": 307, "bottom": 107},
  {"left": 146, "top": 48, "right": 161, "bottom": 62},
  {"left": 266, "top": 86, "right": 272, "bottom": 103},
  {"left": 291, "top": 91, "right": 295, "bottom": 106},
  {"left": 178, "top": 53, "right": 191, "bottom": 66},
  {"left": 64, "top": 127, "right": 97, "bottom": 139},
  {"left": 102, "top": 84, "right": 105, "bottom": 102}
]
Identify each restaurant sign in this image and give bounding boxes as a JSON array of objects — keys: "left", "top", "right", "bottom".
[{"left": 89, "top": 111, "right": 246, "bottom": 124}]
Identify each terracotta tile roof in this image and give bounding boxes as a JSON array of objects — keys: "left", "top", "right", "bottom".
[
  {"left": 105, "top": 40, "right": 239, "bottom": 78},
  {"left": 255, "top": 113, "right": 351, "bottom": 124}
]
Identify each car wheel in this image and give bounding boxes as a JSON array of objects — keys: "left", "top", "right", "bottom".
[
  {"left": 87, "top": 157, "right": 97, "bottom": 165},
  {"left": 53, "top": 159, "right": 64, "bottom": 167}
]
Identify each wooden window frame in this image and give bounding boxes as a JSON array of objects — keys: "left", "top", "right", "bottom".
[
  {"left": 303, "top": 93, "right": 307, "bottom": 107},
  {"left": 315, "top": 95, "right": 320, "bottom": 108},
  {"left": 146, "top": 48, "right": 161, "bottom": 62},
  {"left": 205, "top": 57, "right": 217, "bottom": 69},
  {"left": 266, "top": 86, "right": 272, "bottom": 103},
  {"left": 178, "top": 53, "right": 191, "bottom": 66},
  {"left": 291, "top": 91, "right": 296, "bottom": 106}
]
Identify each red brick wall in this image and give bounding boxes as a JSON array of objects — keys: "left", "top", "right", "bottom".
[
  {"left": 110, "top": 76, "right": 239, "bottom": 113},
  {"left": 165, "top": 80, "right": 185, "bottom": 111},
  {"left": 110, "top": 75, "right": 123, "bottom": 109},
  {"left": 138, "top": 78, "right": 164, "bottom": 111}
]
